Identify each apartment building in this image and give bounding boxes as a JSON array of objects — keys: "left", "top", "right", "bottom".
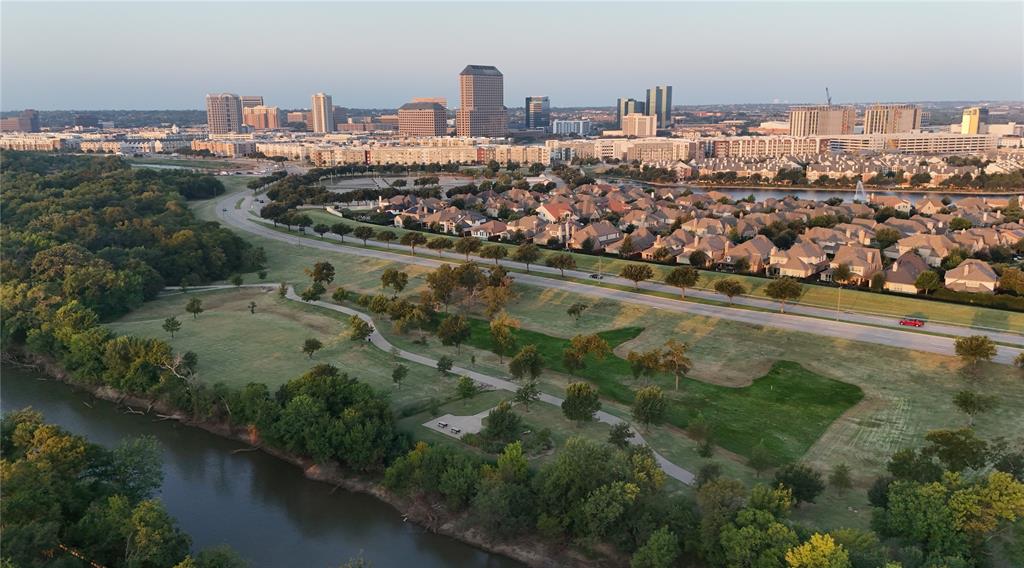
[
  {"left": 242, "top": 106, "right": 282, "bottom": 130},
  {"left": 828, "top": 133, "right": 998, "bottom": 154},
  {"left": 710, "top": 136, "right": 829, "bottom": 158},
  {"left": 190, "top": 139, "right": 255, "bottom": 157},
  {"left": 551, "top": 120, "right": 593, "bottom": 136},
  {"left": 0, "top": 109, "right": 40, "bottom": 132},
  {"left": 788, "top": 105, "right": 856, "bottom": 136},
  {"left": 863, "top": 104, "right": 922, "bottom": 134},
  {"left": 960, "top": 107, "right": 989, "bottom": 135},
  {"left": 622, "top": 113, "right": 658, "bottom": 137}
]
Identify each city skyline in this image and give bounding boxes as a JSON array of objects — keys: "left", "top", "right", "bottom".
[{"left": 2, "top": 2, "right": 1021, "bottom": 110}]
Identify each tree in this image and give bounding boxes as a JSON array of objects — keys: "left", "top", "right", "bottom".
[
  {"left": 545, "top": 253, "right": 577, "bottom": 277},
  {"left": 230, "top": 274, "right": 243, "bottom": 287},
  {"left": 400, "top": 231, "right": 428, "bottom": 255},
  {"left": 952, "top": 390, "right": 998, "bottom": 426},
  {"left": 765, "top": 277, "right": 803, "bottom": 313},
  {"left": 620, "top": 264, "right": 655, "bottom": 288},
  {"left": 511, "top": 243, "right": 542, "bottom": 272},
  {"left": 774, "top": 463, "right": 825, "bottom": 506},
  {"left": 436, "top": 355, "right": 453, "bottom": 374},
  {"left": 608, "top": 423, "right": 635, "bottom": 449},
  {"left": 302, "top": 338, "right": 323, "bottom": 359},
  {"left": 627, "top": 349, "right": 662, "bottom": 384},
  {"left": 314, "top": 223, "right": 330, "bottom": 239},
  {"left": 480, "top": 284, "right": 515, "bottom": 318},
  {"left": 126, "top": 500, "right": 192, "bottom": 568},
  {"left": 720, "top": 508, "right": 799, "bottom": 568},
  {"left": 748, "top": 440, "right": 773, "bottom": 477},
  {"left": 713, "top": 278, "right": 747, "bottom": 304},
  {"left": 377, "top": 230, "right": 397, "bottom": 248},
  {"left": 630, "top": 526, "right": 680, "bottom": 568},
  {"left": 567, "top": 302, "right": 588, "bottom": 325},
  {"left": 665, "top": 266, "right": 700, "bottom": 299},
  {"left": 509, "top": 344, "right": 544, "bottom": 381},
  {"left": 874, "top": 227, "right": 902, "bottom": 250},
  {"left": 300, "top": 282, "right": 325, "bottom": 302},
  {"left": 248, "top": 301, "right": 257, "bottom": 314},
  {"left": 348, "top": 315, "right": 374, "bottom": 341},
  {"left": 689, "top": 250, "right": 710, "bottom": 268},
  {"left": 954, "top": 335, "right": 996, "bottom": 369},
  {"left": 489, "top": 311, "right": 520, "bottom": 362},
  {"left": 633, "top": 385, "right": 666, "bottom": 430},
  {"left": 950, "top": 217, "right": 973, "bottom": 231},
  {"left": 455, "top": 237, "right": 482, "bottom": 261},
  {"left": 331, "top": 223, "right": 353, "bottom": 242},
  {"left": 278, "top": 282, "right": 288, "bottom": 298},
  {"left": 829, "top": 464, "right": 853, "bottom": 495},
  {"left": 392, "top": 364, "right": 408, "bottom": 389},
  {"left": 659, "top": 339, "right": 692, "bottom": 391},
  {"left": 1000, "top": 267, "right": 1024, "bottom": 294},
  {"left": 914, "top": 270, "right": 941, "bottom": 295},
  {"left": 426, "top": 236, "right": 453, "bottom": 256},
  {"left": 562, "top": 381, "right": 601, "bottom": 424},
  {"left": 305, "top": 261, "right": 335, "bottom": 285},
  {"left": 832, "top": 263, "right": 853, "bottom": 317},
  {"left": 353, "top": 226, "right": 375, "bottom": 245},
  {"left": 480, "top": 244, "right": 508, "bottom": 266},
  {"left": 437, "top": 314, "right": 471, "bottom": 353},
  {"left": 425, "top": 265, "right": 458, "bottom": 312},
  {"left": 162, "top": 316, "right": 181, "bottom": 338},
  {"left": 1016, "top": 352, "right": 1024, "bottom": 370},
  {"left": 380, "top": 268, "right": 409, "bottom": 297},
  {"left": 924, "top": 428, "right": 989, "bottom": 471},
  {"left": 185, "top": 297, "right": 203, "bottom": 319},
  {"left": 785, "top": 533, "right": 851, "bottom": 568},
  {"left": 456, "top": 376, "right": 477, "bottom": 399},
  {"left": 512, "top": 380, "right": 540, "bottom": 411}
]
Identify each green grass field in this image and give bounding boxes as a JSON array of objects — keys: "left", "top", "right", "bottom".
[{"left": 129, "top": 157, "right": 249, "bottom": 170}]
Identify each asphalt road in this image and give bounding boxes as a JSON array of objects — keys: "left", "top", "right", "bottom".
[{"left": 215, "top": 194, "right": 1023, "bottom": 366}]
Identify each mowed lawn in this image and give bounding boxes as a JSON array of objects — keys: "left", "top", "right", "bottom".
[
  {"left": 282, "top": 211, "right": 1022, "bottom": 331},
  {"left": 107, "top": 287, "right": 455, "bottom": 414},
  {"left": 444, "top": 315, "right": 862, "bottom": 464}
]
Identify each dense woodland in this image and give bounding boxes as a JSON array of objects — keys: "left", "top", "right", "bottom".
[{"left": 2, "top": 153, "right": 1023, "bottom": 567}]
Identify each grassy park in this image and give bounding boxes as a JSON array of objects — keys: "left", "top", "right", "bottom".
[{"left": 182, "top": 181, "right": 1024, "bottom": 530}]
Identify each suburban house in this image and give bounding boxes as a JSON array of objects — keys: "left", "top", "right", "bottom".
[
  {"left": 607, "top": 227, "right": 657, "bottom": 257},
  {"left": 768, "top": 242, "right": 828, "bottom": 278},
  {"left": 883, "top": 251, "right": 930, "bottom": 294},
  {"left": 469, "top": 220, "right": 508, "bottom": 240},
  {"left": 828, "top": 245, "right": 883, "bottom": 283},
  {"left": 944, "top": 259, "right": 999, "bottom": 294},
  {"left": 869, "top": 194, "right": 913, "bottom": 214},
  {"left": 568, "top": 220, "right": 622, "bottom": 252},
  {"left": 536, "top": 201, "right": 576, "bottom": 223},
  {"left": 917, "top": 197, "right": 946, "bottom": 215},
  {"left": 680, "top": 234, "right": 731, "bottom": 264},
  {"left": 896, "top": 234, "right": 958, "bottom": 267},
  {"left": 720, "top": 235, "right": 776, "bottom": 273}
]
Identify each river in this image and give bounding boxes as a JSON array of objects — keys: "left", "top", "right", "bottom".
[{"left": 0, "top": 365, "right": 520, "bottom": 568}]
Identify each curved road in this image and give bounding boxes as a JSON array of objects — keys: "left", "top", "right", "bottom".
[{"left": 215, "top": 194, "right": 1022, "bottom": 365}]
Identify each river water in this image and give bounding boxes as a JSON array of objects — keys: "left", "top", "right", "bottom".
[{"left": 0, "top": 365, "right": 519, "bottom": 568}]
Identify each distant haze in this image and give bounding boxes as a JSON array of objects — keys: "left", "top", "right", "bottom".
[{"left": 2, "top": 1, "right": 1021, "bottom": 110}]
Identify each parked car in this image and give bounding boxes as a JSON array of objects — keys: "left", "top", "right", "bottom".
[
  {"left": 898, "top": 318, "right": 925, "bottom": 327},
  {"left": 589, "top": 274, "right": 604, "bottom": 280}
]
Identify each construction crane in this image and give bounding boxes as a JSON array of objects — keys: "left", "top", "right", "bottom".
[{"left": 825, "top": 87, "right": 832, "bottom": 106}]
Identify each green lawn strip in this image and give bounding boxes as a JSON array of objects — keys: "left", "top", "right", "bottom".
[
  {"left": 129, "top": 157, "right": 248, "bottom": 170},
  {"left": 255, "top": 213, "right": 1021, "bottom": 332}
]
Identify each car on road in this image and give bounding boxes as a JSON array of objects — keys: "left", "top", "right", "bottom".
[
  {"left": 899, "top": 318, "right": 925, "bottom": 327},
  {"left": 589, "top": 274, "right": 604, "bottom": 280},
  {"left": 222, "top": 208, "right": 228, "bottom": 212}
]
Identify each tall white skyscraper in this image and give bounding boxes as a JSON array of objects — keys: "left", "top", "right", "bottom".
[{"left": 311, "top": 92, "right": 335, "bottom": 133}]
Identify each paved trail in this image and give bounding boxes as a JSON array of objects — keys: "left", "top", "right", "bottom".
[
  {"left": 177, "top": 283, "right": 696, "bottom": 485},
  {"left": 215, "top": 194, "right": 1023, "bottom": 365}
]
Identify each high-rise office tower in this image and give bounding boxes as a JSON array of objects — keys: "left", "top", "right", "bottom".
[
  {"left": 311, "top": 93, "right": 335, "bottom": 133},
  {"left": 240, "top": 95, "right": 264, "bottom": 108},
  {"left": 960, "top": 107, "right": 989, "bottom": 135},
  {"left": 456, "top": 65, "right": 507, "bottom": 137},
  {"left": 525, "top": 96, "right": 551, "bottom": 130},
  {"left": 863, "top": 104, "right": 922, "bottom": 134},
  {"left": 645, "top": 86, "right": 672, "bottom": 129},
  {"left": 787, "top": 105, "right": 856, "bottom": 136},
  {"left": 616, "top": 98, "right": 646, "bottom": 128},
  {"left": 398, "top": 101, "right": 448, "bottom": 136},
  {"left": 205, "top": 93, "right": 243, "bottom": 135},
  {"left": 242, "top": 106, "right": 283, "bottom": 130}
]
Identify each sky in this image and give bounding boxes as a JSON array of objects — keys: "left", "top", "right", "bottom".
[{"left": 2, "top": 1, "right": 1022, "bottom": 110}]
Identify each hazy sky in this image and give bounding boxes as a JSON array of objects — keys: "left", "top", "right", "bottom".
[{"left": 2, "top": 1, "right": 1022, "bottom": 110}]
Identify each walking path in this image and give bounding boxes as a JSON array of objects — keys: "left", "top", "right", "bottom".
[
  {"left": 214, "top": 195, "right": 1023, "bottom": 365},
  {"left": 175, "top": 283, "right": 696, "bottom": 485}
]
